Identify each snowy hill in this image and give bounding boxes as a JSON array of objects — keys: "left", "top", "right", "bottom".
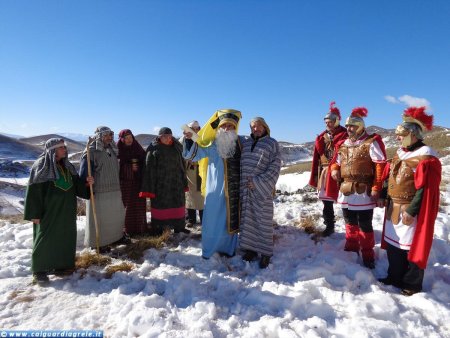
[
  {"left": 134, "top": 134, "right": 158, "bottom": 149},
  {"left": 278, "top": 141, "right": 313, "bottom": 165},
  {"left": 58, "top": 133, "right": 90, "bottom": 143},
  {"left": 0, "top": 156, "right": 449, "bottom": 336},
  {"left": 0, "top": 134, "right": 41, "bottom": 160},
  {"left": 19, "top": 134, "right": 85, "bottom": 153}
]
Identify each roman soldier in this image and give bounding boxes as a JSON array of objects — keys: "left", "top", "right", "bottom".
[
  {"left": 378, "top": 107, "right": 441, "bottom": 296},
  {"left": 309, "top": 101, "right": 347, "bottom": 236},
  {"left": 330, "top": 107, "right": 386, "bottom": 269}
]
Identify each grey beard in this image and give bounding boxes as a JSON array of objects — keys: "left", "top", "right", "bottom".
[{"left": 216, "top": 129, "right": 238, "bottom": 159}]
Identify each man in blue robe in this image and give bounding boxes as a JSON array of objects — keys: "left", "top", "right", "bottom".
[{"left": 182, "top": 109, "right": 242, "bottom": 259}]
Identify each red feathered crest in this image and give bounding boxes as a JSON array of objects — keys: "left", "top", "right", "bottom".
[
  {"left": 403, "top": 106, "right": 433, "bottom": 131},
  {"left": 351, "top": 107, "right": 368, "bottom": 118},
  {"left": 329, "top": 101, "right": 341, "bottom": 119}
]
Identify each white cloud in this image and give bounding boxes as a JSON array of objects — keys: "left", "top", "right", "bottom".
[
  {"left": 384, "top": 94, "right": 431, "bottom": 111},
  {"left": 153, "top": 126, "right": 161, "bottom": 134},
  {"left": 398, "top": 95, "right": 431, "bottom": 109},
  {"left": 384, "top": 95, "right": 398, "bottom": 104}
]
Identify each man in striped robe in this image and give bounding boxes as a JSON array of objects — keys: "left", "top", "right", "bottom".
[
  {"left": 80, "top": 126, "right": 126, "bottom": 252},
  {"left": 239, "top": 117, "right": 281, "bottom": 268}
]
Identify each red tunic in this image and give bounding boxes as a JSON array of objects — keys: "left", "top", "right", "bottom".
[{"left": 309, "top": 126, "right": 347, "bottom": 190}]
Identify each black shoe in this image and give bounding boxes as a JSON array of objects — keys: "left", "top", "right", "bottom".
[
  {"left": 259, "top": 255, "right": 271, "bottom": 269},
  {"left": 174, "top": 228, "right": 191, "bottom": 234},
  {"left": 98, "top": 245, "right": 111, "bottom": 254},
  {"left": 378, "top": 277, "right": 393, "bottom": 285},
  {"left": 148, "top": 228, "right": 163, "bottom": 237},
  {"left": 32, "top": 272, "right": 49, "bottom": 285},
  {"left": 242, "top": 250, "right": 258, "bottom": 262},
  {"left": 401, "top": 288, "right": 421, "bottom": 296},
  {"left": 321, "top": 226, "right": 335, "bottom": 237},
  {"left": 363, "top": 260, "right": 375, "bottom": 269},
  {"left": 218, "top": 252, "right": 235, "bottom": 258},
  {"left": 114, "top": 234, "right": 131, "bottom": 245},
  {"left": 53, "top": 268, "right": 75, "bottom": 276}
]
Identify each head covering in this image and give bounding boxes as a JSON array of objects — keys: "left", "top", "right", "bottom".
[
  {"left": 188, "top": 120, "right": 201, "bottom": 129},
  {"left": 345, "top": 107, "right": 368, "bottom": 134},
  {"left": 95, "top": 126, "right": 114, "bottom": 139},
  {"left": 197, "top": 109, "right": 242, "bottom": 147},
  {"left": 250, "top": 116, "right": 270, "bottom": 136},
  {"left": 91, "top": 125, "right": 117, "bottom": 154},
  {"left": 402, "top": 106, "right": 433, "bottom": 132},
  {"left": 395, "top": 106, "right": 433, "bottom": 143},
  {"left": 158, "top": 127, "right": 173, "bottom": 136},
  {"left": 195, "top": 109, "right": 242, "bottom": 196},
  {"left": 117, "top": 129, "right": 145, "bottom": 162},
  {"left": 324, "top": 101, "right": 341, "bottom": 127},
  {"left": 28, "top": 138, "right": 77, "bottom": 185}
]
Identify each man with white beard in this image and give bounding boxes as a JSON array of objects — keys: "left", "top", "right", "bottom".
[{"left": 182, "top": 109, "right": 242, "bottom": 259}]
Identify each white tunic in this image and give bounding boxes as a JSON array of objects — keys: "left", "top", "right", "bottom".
[{"left": 383, "top": 146, "right": 437, "bottom": 249}]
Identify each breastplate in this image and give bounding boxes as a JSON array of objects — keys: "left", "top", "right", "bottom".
[
  {"left": 339, "top": 138, "right": 374, "bottom": 183},
  {"left": 388, "top": 155, "right": 430, "bottom": 203}
]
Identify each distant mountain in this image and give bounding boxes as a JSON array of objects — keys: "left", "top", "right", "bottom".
[
  {"left": 366, "top": 125, "right": 450, "bottom": 158},
  {"left": 19, "top": 134, "right": 86, "bottom": 153},
  {"left": 0, "top": 134, "right": 42, "bottom": 160},
  {"left": 278, "top": 141, "right": 313, "bottom": 165},
  {"left": 1, "top": 126, "right": 448, "bottom": 168},
  {"left": 0, "top": 132, "right": 24, "bottom": 139},
  {"left": 58, "top": 132, "right": 90, "bottom": 142},
  {"left": 135, "top": 134, "right": 158, "bottom": 149}
]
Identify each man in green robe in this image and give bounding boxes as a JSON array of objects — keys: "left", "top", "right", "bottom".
[{"left": 24, "top": 138, "right": 93, "bottom": 285}]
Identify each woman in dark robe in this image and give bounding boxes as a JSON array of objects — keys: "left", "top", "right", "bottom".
[
  {"left": 24, "top": 138, "right": 93, "bottom": 285},
  {"left": 140, "top": 127, "right": 188, "bottom": 235},
  {"left": 117, "top": 129, "right": 147, "bottom": 235}
]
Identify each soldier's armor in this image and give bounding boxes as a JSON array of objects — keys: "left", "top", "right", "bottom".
[
  {"left": 386, "top": 154, "right": 431, "bottom": 224},
  {"left": 319, "top": 132, "right": 335, "bottom": 166},
  {"left": 338, "top": 137, "right": 375, "bottom": 196}
]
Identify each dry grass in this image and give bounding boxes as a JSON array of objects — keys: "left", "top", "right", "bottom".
[
  {"left": 0, "top": 214, "right": 28, "bottom": 226},
  {"left": 8, "top": 290, "right": 35, "bottom": 303},
  {"left": 281, "top": 161, "right": 312, "bottom": 175},
  {"left": 302, "top": 193, "right": 319, "bottom": 204},
  {"left": 75, "top": 252, "right": 112, "bottom": 270},
  {"left": 425, "top": 132, "right": 450, "bottom": 157},
  {"left": 123, "top": 230, "right": 171, "bottom": 260},
  {"left": 294, "top": 214, "right": 320, "bottom": 234},
  {"left": 105, "top": 262, "right": 134, "bottom": 279}
]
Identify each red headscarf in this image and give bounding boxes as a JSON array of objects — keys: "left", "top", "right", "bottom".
[{"left": 117, "top": 129, "right": 145, "bottom": 162}]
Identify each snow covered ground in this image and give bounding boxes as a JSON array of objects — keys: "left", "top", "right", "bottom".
[{"left": 0, "top": 159, "right": 449, "bottom": 337}]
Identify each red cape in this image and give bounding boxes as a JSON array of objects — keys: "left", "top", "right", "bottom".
[
  {"left": 325, "top": 133, "right": 386, "bottom": 200},
  {"left": 381, "top": 156, "right": 441, "bottom": 269},
  {"left": 309, "top": 125, "right": 347, "bottom": 188}
]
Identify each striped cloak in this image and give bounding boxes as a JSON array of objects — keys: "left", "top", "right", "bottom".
[{"left": 239, "top": 135, "right": 281, "bottom": 256}]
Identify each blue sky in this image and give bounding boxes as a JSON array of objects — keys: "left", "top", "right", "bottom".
[{"left": 1, "top": 0, "right": 449, "bottom": 143}]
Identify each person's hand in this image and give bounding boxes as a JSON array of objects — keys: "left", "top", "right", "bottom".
[
  {"left": 331, "top": 170, "right": 340, "bottom": 181},
  {"left": 184, "top": 131, "right": 193, "bottom": 139},
  {"left": 402, "top": 211, "right": 414, "bottom": 225},
  {"left": 370, "top": 190, "right": 380, "bottom": 202},
  {"left": 132, "top": 163, "right": 139, "bottom": 172},
  {"left": 247, "top": 177, "right": 255, "bottom": 190},
  {"left": 376, "top": 198, "right": 386, "bottom": 208},
  {"left": 86, "top": 176, "right": 94, "bottom": 185},
  {"left": 31, "top": 219, "right": 40, "bottom": 224}
]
